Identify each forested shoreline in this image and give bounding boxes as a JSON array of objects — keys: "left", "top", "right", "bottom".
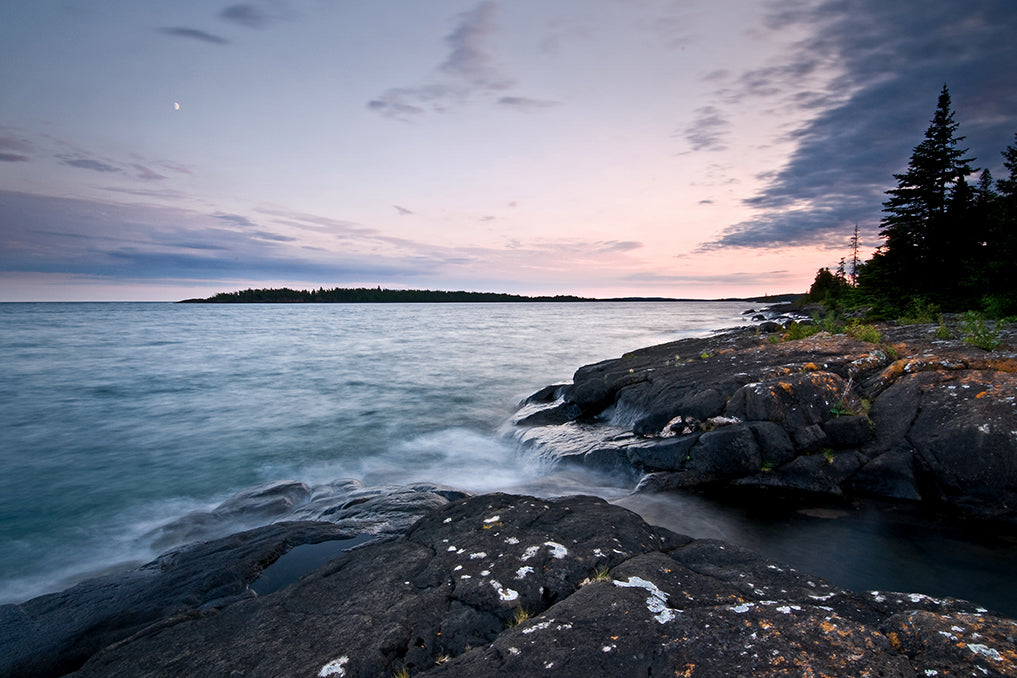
[
  {"left": 180, "top": 287, "right": 595, "bottom": 303},
  {"left": 808, "top": 85, "right": 1017, "bottom": 318}
]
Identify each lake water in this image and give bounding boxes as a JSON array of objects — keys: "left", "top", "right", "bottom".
[{"left": 2, "top": 301, "right": 1016, "bottom": 616}]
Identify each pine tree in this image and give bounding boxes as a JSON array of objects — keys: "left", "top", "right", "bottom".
[{"left": 879, "top": 85, "right": 974, "bottom": 298}]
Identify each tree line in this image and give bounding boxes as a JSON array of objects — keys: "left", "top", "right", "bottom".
[
  {"left": 180, "top": 287, "right": 593, "bottom": 303},
  {"left": 808, "top": 85, "right": 1017, "bottom": 317}
]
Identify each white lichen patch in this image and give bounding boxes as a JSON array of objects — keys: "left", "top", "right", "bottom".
[
  {"left": 480, "top": 570, "right": 491, "bottom": 576},
  {"left": 447, "top": 545, "right": 458, "bottom": 552},
  {"left": 544, "top": 541, "right": 568, "bottom": 559},
  {"left": 730, "top": 603, "right": 755, "bottom": 614},
  {"left": 968, "top": 644, "right": 1004, "bottom": 661},
  {"left": 490, "top": 579, "right": 519, "bottom": 601},
  {"left": 516, "top": 566, "right": 534, "bottom": 579},
  {"left": 593, "top": 548, "right": 606, "bottom": 557},
  {"left": 505, "top": 537, "right": 520, "bottom": 545},
  {"left": 318, "top": 655, "right": 349, "bottom": 677},
  {"left": 614, "top": 576, "right": 678, "bottom": 624},
  {"left": 522, "top": 620, "right": 554, "bottom": 634},
  {"left": 508, "top": 647, "right": 521, "bottom": 656},
  {"left": 602, "top": 644, "right": 616, "bottom": 653},
  {"left": 443, "top": 517, "right": 452, "bottom": 524},
  {"left": 520, "top": 546, "right": 540, "bottom": 561},
  {"left": 978, "top": 423, "right": 991, "bottom": 434},
  {"left": 469, "top": 552, "right": 488, "bottom": 560},
  {"left": 775, "top": 605, "right": 801, "bottom": 614},
  {"left": 810, "top": 593, "right": 835, "bottom": 601}
]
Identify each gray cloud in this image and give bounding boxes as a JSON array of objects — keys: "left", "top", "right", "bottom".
[
  {"left": 682, "top": 105, "right": 732, "bottom": 152},
  {"left": 699, "top": 0, "right": 1017, "bottom": 251},
  {"left": 394, "top": 205, "right": 414, "bottom": 216},
  {"left": 220, "top": 4, "right": 267, "bottom": 28},
  {"left": 439, "top": 1, "right": 513, "bottom": 89},
  {"left": 597, "top": 240, "right": 643, "bottom": 253},
  {"left": 0, "top": 133, "right": 32, "bottom": 162},
  {"left": 213, "top": 212, "right": 258, "bottom": 228},
  {"left": 61, "top": 157, "right": 121, "bottom": 173},
  {"left": 369, "top": 2, "right": 550, "bottom": 120},
  {"left": 0, "top": 191, "right": 432, "bottom": 283},
  {"left": 498, "top": 96, "right": 559, "bottom": 111},
  {"left": 625, "top": 270, "right": 794, "bottom": 285},
  {"left": 159, "top": 27, "right": 230, "bottom": 45},
  {"left": 132, "top": 164, "right": 167, "bottom": 181}
]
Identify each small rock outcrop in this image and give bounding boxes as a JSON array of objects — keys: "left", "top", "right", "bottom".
[
  {"left": 0, "top": 481, "right": 468, "bottom": 678},
  {"left": 513, "top": 322, "right": 1017, "bottom": 521},
  {"left": 63, "top": 494, "right": 1017, "bottom": 677}
]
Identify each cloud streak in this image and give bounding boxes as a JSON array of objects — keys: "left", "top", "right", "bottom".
[{"left": 158, "top": 27, "right": 230, "bottom": 45}]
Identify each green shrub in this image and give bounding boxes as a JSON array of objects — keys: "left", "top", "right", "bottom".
[
  {"left": 785, "top": 321, "right": 821, "bottom": 341},
  {"left": 983, "top": 294, "right": 1017, "bottom": 319},
  {"left": 898, "top": 297, "right": 940, "bottom": 324},
  {"left": 845, "top": 320, "right": 882, "bottom": 343},
  {"left": 934, "top": 322, "right": 952, "bottom": 340},
  {"left": 961, "top": 311, "right": 1000, "bottom": 351}
]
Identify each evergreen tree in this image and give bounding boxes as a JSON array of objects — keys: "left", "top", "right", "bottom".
[
  {"left": 879, "top": 85, "right": 974, "bottom": 299},
  {"left": 986, "top": 134, "right": 1017, "bottom": 312}
]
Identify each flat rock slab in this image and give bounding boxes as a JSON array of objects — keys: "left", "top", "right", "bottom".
[{"left": 72, "top": 494, "right": 1017, "bottom": 677}]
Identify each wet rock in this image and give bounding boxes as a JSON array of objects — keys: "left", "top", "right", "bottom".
[
  {"left": 0, "top": 482, "right": 465, "bottom": 678},
  {"left": 513, "top": 323, "right": 1017, "bottom": 521},
  {"left": 848, "top": 450, "right": 924, "bottom": 501},
  {"left": 64, "top": 494, "right": 1017, "bottom": 678},
  {"left": 687, "top": 425, "right": 761, "bottom": 478}
]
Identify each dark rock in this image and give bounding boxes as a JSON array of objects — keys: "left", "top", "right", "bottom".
[
  {"left": 0, "top": 482, "right": 465, "bottom": 678},
  {"left": 748, "top": 421, "right": 797, "bottom": 466},
  {"left": 740, "top": 451, "right": 864, "bottom": 495},
  {"left": 511, "top": 325, "right": 1017, "bottom": 521},
  {"left": 0, "top": 521, "right": 354, "bottom": 678},
  {"left": 513, "top": 401, "right": 583, "bottom": 427},
  {"left": 848, "top": 450, "right": 922, "bottom": 501},
  {"left": 682, "top": 387, "right": 727, "bottom": 420},
  {"left": 758, "top": 320, "right": 783, "bottom": 332},
  {"left": 726, "top": 371, "right": 847, "bottom": 433},
  {"left": 625, "top": 435, "right": 699, "bottom": 471},
  {"left": 521, "top": 383, "right": 566, "bottom": 405},
  {"left": 687, "top": 425, "right": 761, "bottom": 478},
  {"left": 823, "top": 414, "right": 873, "bottom": 448},
  {"left": 792, "top": 423, "right": 829, "bottom": 453},
  {"left": 64, "top": 494, "right": 1017, "bottom": 678}
]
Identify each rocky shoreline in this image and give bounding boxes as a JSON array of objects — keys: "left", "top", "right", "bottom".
[
  {"left": 513, "top": 317, "right": 1017, "bottom": 523},
  {"left": 3, "top": 318, "right": 1017, "bottom": 677}
]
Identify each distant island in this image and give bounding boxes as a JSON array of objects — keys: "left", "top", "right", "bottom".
[
  {"left": 179, "top": 287, "right": 802, "bottom": 304},
  {"left": 180, "top": 287, "right": 592, "bottom": 303}
]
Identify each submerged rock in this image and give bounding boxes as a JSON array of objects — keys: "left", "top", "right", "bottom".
[
  {"left": 512, "top": 322, "right": 1017, "bottom": 522},
  {"left": 61, "top": 494, "right": 1017, "bottom": 677}
]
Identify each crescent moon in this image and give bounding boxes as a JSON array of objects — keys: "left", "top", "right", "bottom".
[{"left": 173, "top": 102, "right": 180, "bottom": 111}]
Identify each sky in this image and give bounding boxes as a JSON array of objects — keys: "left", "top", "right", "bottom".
[{"left": 1, "top": 1, "right": 1016, "bottom": 301}]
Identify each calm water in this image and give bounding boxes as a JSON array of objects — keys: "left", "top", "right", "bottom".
[{"left": 2, "top": 302, "right": 1015, "bottom": 616}]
